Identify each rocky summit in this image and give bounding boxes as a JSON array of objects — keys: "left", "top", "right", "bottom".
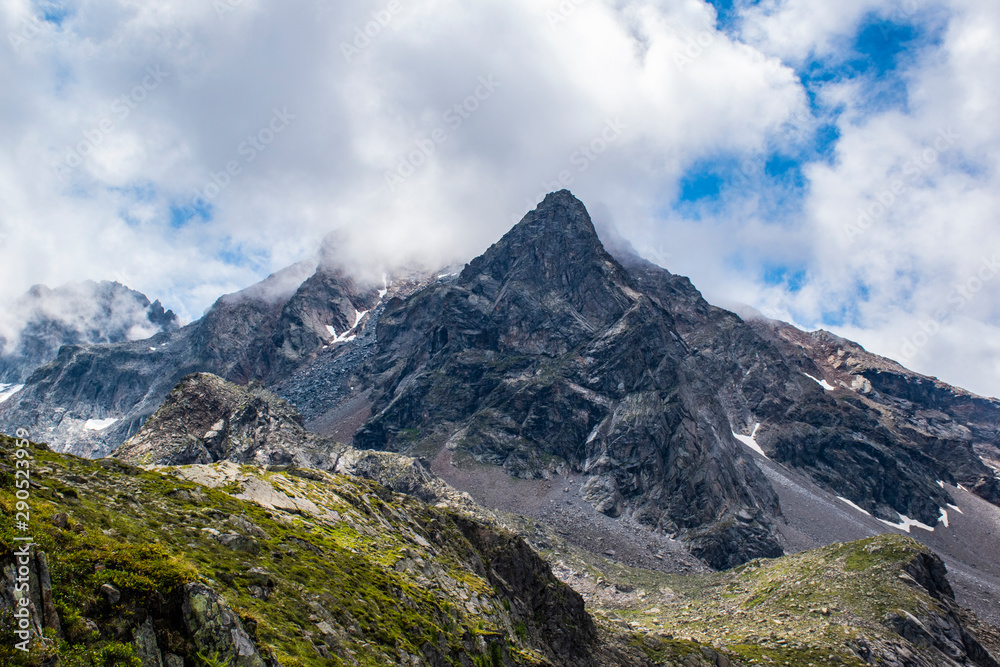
[
  {"left": 355, "top": 190, "right": 783, "bottom": 569},
  {"left": 1, "top": 191, "right": 999, "bottom": 666}
]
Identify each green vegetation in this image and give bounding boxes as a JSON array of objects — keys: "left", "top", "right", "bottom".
[
  {"left": 1, "top": 435, "right": 991, "bottom": 667},
  {"left": 0, "top": 436, "right": 547, "bottom": 667},
  {"left": 519, "top": 511, "right": 970, "bottom": 667}
]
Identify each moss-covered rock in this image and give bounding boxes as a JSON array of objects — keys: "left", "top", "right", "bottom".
[
  {"left": 0, "top": 436, "right": 624, "bottom": 666},
  {"left": 2, "top": 435, "right": 996, "bottom": 667}
]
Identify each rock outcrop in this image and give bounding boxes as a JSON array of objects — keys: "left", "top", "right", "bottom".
[
  {"left": 114, "top": 373, "right": 337, "bottom": 468},
  {"left": 114, "top": 372, "right": 484, "bottom": 516},
  {"left": 355, "top": 191, "right": 783, "bottom": 568},
  {"left": 1, "top": 434, "right": 649, "bottom": 666},
  {"left": 0, "top": 258, "right": 386, "bottom": 458},
  {"left": 0, "top": 280, "right": 179, "bottom": 385},
  {"left": 182, "top": 583, "right": 267, "bottom": 667}
]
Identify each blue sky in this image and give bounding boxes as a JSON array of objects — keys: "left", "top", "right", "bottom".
[
  {"left": 672, "top": 3, "right": 945, "bottom": 330},
  {"left": 1, "top": 0, "right": 999, "bottom": 397}
]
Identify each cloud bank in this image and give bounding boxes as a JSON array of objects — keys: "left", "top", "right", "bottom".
[{"left": 0, "top": 0, "right": 998, "bottom": 397}]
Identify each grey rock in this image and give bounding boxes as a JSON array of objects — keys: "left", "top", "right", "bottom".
[
  {"left": 884, "top": 551, "right": 1000, "bottom": 667},
  {"left": 100, "top": 583, "right": 121, "bottom": 604},
  {"left": 36, "top": 551, "right": 61, "bottom": 636},
  {"left": 113, "top": 372, "right": 481, "bottom": 515},
  {"left": 216, "top": 533, "right": 260, "bottom": 555},
  {"left": 355, "top": 191, "right": 783, "bottom": 567},
  {"left": 227, "top": 516, "right": 268, "bottom": 539},
  {"left": 1, "top": 561, "right": 43, "bottom": 641},
  {"left": 132, "top": 616, "right": 163, "bottom": 667},
  {"left": 114, "top": 373, "right": 342, "bottom": 469},
  {"left": 0, "top": 258, "right": 382, "bottom": 458},
  {"left": 181, "top": 582, "right": 266, "bottom": 667}
]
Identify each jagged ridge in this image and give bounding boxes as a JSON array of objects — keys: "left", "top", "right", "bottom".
[{"left": 355, "top": 191, "right": 783, "bottom": 569}]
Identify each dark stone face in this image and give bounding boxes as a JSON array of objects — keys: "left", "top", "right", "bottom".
[
  {"left": 354, "top": 191, "right": 784, "bottom": 568},
  {"left": 0, "top": 280, "right": 179, "bottom": 384},
  {"left": 4, "top": 189, "right": 999, "bottom": 571}
]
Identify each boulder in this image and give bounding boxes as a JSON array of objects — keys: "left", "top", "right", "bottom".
[{"left": 181, "top": 582, "right": 266, "bottom": 667}]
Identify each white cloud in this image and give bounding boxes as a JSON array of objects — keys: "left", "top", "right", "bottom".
[
  {"left": 697, "top": 0, "right": 1000, "bottom": 398},
  {"left": 0, "top": 0, "right": 804, "bottom": 308},
  {"left": 1, "top": 0, "right": 998, "bottom": 398}
]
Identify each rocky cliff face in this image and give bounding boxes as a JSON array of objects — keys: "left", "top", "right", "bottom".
[
  {"left": 0, "top": 280, "right": 178, "bottom": 384},
  {"left": 610, "top": 250, "right": 997, "bottom": 532},
  {"left": 2, "top": 190, "right": 999, "bottom": 576},
  {"left": 0, "top": 258, "right": 394, "bottom": 459},
  {"left": 0, "top": 435, "right": 651, "bottom": 667},
  {"left": 749, "top": 321, "right": 1000, "bottom": 508},
  {"left": 354, "top": 191, "right": 783, "bottom": 569}
]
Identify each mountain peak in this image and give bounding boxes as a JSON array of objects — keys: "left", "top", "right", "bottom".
[
  {"left": 521, "top": 189, "right": 599, "bottom": 238},
  {"left": 460, "top": 190, "right": 616, "bottom": 285}
]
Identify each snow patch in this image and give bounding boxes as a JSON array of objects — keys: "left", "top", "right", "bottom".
[
  {"left": 803, "top": 373, "right": 835, "bottom": 391},
  {"left": 327, "top": 326, "right": 357, "bottom": 344},
  {"left": 732, "top": 423, "right": 768, "bottom": 459},
  {"left": 378, "top": 273, "right": 389, "bottom": 300},
  {"left": 936, "top": 480, "right": 945, "bottom": 488},
  {"left": 0, "top": 384, "right": 25, "bottom": 404},
  {"left": 938, "top": 508, "right": 949, "bottom": 528},
  {"left": 947, "top": 503, "right": 964, "bottom": 514},
  {"left": 957, "top": 483, "right": 969, "bottom": 493},
  {"left": 84, "top": 418, "right": 118, "bottom": 431},
  {"left": 149, "top": 347, "right": 157, "bottom": 351},
  {"left": 327, "top": 310, "right": 367, "bottom": 345},
  {"left": 836, "top": 496, "right": 872, "bottom": 517},
  {"left": 877, "top": 513, "right": 935, "bottom": 533}
]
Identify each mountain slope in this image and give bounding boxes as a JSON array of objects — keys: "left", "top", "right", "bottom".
[
  {"left": 113, "top": 372, "right": 485, "bottom": 513},
  {"left": 0, "top": 436, "right": 622, "bottom": 667},
  {"left": 354, "top": 191, "right": 783, "bottom": 569},
  {"left": 609, "top": 250, "right": 998, "bottom": 532},
  {"left": 4, "top": 439, "right": 998, "bottom": 667},
  {"left": 748, "top": 320, "right": 1000, "bottom": 506},
  {"left": 0, "top": 280, "right": 179, "bottom": 384},
  {"left": 0, "top": 257, "right": 393, "bottom": 459},
  {"left": 2, "top": 190, "right": 998, "bottom": 578}
]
